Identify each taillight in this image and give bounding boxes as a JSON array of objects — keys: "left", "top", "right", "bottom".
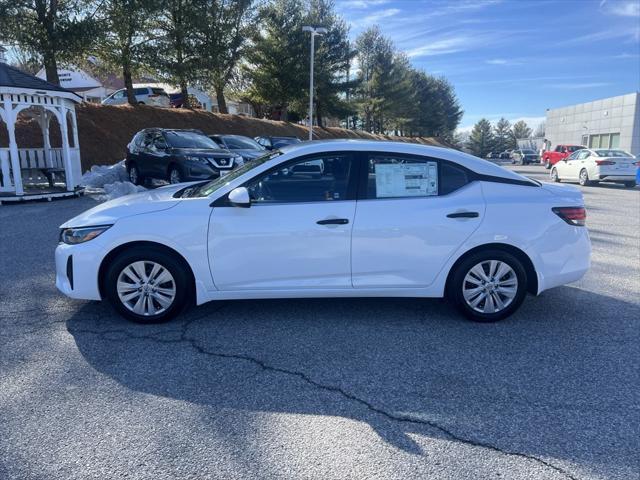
[
  {"left": 552, "top": 207, "right": 586, "bottom": 226},
  {"left": 595, "top": 160, "right": 615, "bottom": 166}
]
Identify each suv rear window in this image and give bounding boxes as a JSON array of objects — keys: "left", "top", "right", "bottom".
[{"left": 134, "top": 87, "right": 148, "bottom": 95}]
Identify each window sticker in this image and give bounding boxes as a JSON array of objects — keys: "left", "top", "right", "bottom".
[{"left": 374, "top": 162, "right": 438, "bottom": 197}]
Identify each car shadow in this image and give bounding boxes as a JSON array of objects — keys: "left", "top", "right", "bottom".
[{"left": 66, "top": 287, "right": 639, "bottom": 477}]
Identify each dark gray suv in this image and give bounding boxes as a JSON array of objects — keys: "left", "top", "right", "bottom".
[{"left": 126, "top": 129, "right": 242, "bottom": 184}]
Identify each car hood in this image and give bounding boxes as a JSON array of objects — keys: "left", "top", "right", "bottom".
[
  {"left": 60, "top": 184, "right": 186, "bottom": 228},
  {"left": 171, "top": 147, "right": 232, "bottom": 157}
]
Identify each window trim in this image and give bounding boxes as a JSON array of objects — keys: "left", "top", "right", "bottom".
[
  {"left": 214, "top": 151, "right": 361, "bottom": 207},
  {"left": 357, "top": 151, "right": 538, "bottom": 201}
]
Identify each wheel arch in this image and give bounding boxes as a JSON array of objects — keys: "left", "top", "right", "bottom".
[
  {"left": 445, "top": 243, "right": 538, "bottom": 295},
  {"left": 98, "top": 241, "right": 196, "bottom": 299}
]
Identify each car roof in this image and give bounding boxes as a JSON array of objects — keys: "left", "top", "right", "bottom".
[{"left": 276, "top": 140, "right": 533, "bottom": 181}]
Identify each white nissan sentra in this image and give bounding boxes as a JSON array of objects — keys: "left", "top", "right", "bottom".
[{"left": 56, "top": 140, "right": 591, "bottom": 324}]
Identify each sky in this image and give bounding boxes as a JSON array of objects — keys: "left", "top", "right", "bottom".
[{"left": 335, "top": 0, "right": 640, "bottom": 132}]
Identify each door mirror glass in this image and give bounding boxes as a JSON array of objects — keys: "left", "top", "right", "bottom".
[{"left": 228, "top": 187, "right": 251, "bottom": 208}]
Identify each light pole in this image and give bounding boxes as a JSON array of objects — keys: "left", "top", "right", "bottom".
[{"left": 302, "top": 26, "right": 327, "bottom": 141}]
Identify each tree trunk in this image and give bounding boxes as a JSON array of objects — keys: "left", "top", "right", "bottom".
[
  {"left": 180, "top": 81, "right": 190, "bottom": 108},
  {"left": 280, "top": 105, "right": 288, "bottom": 122},
  {"left": 215, "top": 84, "right": 228, "bottom": 114},
  {"left": 123, "top": 61, "right": 137, "bottom": 105},
  {"left": 43, "top": 49, "right": 59, "bottom": 85}
]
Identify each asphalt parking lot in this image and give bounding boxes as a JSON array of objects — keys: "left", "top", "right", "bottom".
[{"left": 1, "top": 165, "right": 638, "bottom": 480}]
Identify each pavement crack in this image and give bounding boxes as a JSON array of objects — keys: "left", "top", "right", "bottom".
[{"left": 67, "top": 312, "right": 579, "bottom": 480}]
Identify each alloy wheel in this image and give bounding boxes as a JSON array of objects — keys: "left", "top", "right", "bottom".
[
  {"left": 462, "top": 260, "right": 518, "bottom": 314},
  {"left": 129, "top": 166, "right": 138, "bottom": 184},
  {"left": 116, "top": 261, "right": 176, "bottom": 316},
  {"left": 170, "top": 168, "right": 182, "bottom": 184}
]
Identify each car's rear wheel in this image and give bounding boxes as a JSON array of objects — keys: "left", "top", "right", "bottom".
[
  {"left": 128, "top": 163, "right": 144, "bottom": 185},
  {"left": 168, "top": 166, "right": 183, "bottom": 184},
  {"left": 544, "top": 160, "right": 550, "bottom": 169},
  {"left": 104, "top": 247, "right": 190, "bottom": 323},
  {"left": 623, "top": 181, "right": 636, "bottom": 188},
  {"left": 579, "top": 169, "right": 592, "bottom": 186},
  {"left": 550, "top": 168, "right": 560, "bottom": 182},
  {"left": 449, "top": 250, "right": 528, "bottom": 322}
]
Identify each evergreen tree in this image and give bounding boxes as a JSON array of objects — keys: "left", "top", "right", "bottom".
[
  {"left": 493, "top": 117, "right": 515, "bottom": 152},
  {"left": 512, "top": 120, "right": 532, "bottom": 141},
  {"left": 94, "top": 0, "right": 160, "bottom": 105},
  {"left": 468, "top": 118, "right": 494, "bottom": 157},
  {"left": 0, "top": 0, "right": 100, "bottom": 84},
  {"left": 195, "top": 0, "right": 255, "bottom": 113}
]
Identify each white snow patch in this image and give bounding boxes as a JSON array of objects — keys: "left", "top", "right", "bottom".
[{"left": 80, "top": 160, "right": 147, "bottom": 201}]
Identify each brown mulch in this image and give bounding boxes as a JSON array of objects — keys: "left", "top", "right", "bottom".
[{"left": 1, "top": 103, "right": 450, "bottom": 171}]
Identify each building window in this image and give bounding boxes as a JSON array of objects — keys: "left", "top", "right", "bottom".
[
  {"left": 610, "top": 133, "right": 620, "bottom": 148},
  {"left": 589, "top": 133, "right": 620, "bottom": 149},
  {"left": 581, "top": 134, "right": 588, "bottom": 146}
]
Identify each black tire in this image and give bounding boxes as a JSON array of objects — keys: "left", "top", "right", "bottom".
[
  {"left": 168, "top": 165, "right": 184, "bottom": 184},
  {"left": 104, "top": 246, "right": 191, "bottom": 324},
  {"left": 579, "top": 169, "right": 591, "bottom": 186},
  {"left": 128, "top": 163, "right": 144, "bottom": 185},
  {"left": 623, "top": 181, "right": 637, "bottom": 188},
  {"left": 138, "top": 101, "right": 145, "bottom": 105},
  {"left": 550, "top": 168, "right": 560, "bottom": 182},
  {"left": 448, "top": 249, "right": 528, "bottom": 323},
  {"left": 544, "top": 161, "right": 550, "bottom": 170}
]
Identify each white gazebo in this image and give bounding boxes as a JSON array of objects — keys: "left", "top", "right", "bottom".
[{"left": 0, "top": 60, "right": 82, "bottom": 200}]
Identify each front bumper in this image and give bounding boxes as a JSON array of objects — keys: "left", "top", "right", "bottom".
[{"left": 55, "top": 242, "right": 103, "bottom": 301}]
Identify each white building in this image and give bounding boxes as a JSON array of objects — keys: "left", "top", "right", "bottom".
[
  {"left": 36, "top": 66, "right": 111, "bottom": 103},
  {"left": 545, "top": 92, "right": 640, "bottom": 157}
]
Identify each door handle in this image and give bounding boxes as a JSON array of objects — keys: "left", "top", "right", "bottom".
[
  {"left": 446, "top": 211, "right": 479, "bottom": 218},
  {"left": 317, "top": 218, "right": 349, "bottom": 225}
]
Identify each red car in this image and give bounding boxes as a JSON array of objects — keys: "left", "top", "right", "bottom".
[{"left": 541, "top": 145, "right": 585, "bottom": 169}]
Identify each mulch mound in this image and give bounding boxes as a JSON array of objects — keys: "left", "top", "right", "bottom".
[{"left": 1, "top": 103, "right": 450, "bottom": 171}]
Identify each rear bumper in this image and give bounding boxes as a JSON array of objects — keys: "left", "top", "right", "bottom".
[
  {"left": 536, "top": 227, "right": 591, "bottom": 293},
  {"left": 592, "top": 173, "right": 635, "bottom": 182}
]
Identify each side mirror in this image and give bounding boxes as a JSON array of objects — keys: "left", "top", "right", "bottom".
[
  {"left": 154, "top": 139, "right": 168, "bottom": 150},
  {"left": 228, "top": 187, "right": 251, "bottom": 208}
]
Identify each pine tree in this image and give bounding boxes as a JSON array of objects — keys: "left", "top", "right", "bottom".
[
  {"left": 493, "top": 117, "right": 515, "bottom": 152},
  {"left": 468, "top": 119, "right": 494, "bottom": 157},
  {"left": 511, "top": 120, "right": 532, "bottom": 141}
]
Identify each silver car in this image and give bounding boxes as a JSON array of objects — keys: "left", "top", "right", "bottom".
[{"left": 102, "top": 86, "right": 170, "bottom": 107}]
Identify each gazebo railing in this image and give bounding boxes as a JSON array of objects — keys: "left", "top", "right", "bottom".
[{"left": 0, "top": 147, "right": 79, "bottom": 191}]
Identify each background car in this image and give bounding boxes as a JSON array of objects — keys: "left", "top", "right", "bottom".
[
  {"left": 254, "top": 136, "right": 301, "bottom": 150},
  {"left": 126, "top": 128, "right": 242, "bottom": 184},
  {"left": 485, "top": 152, "right": 500, "bottom": 160},
  {"left": 550, "top": 148, "right": 638, "bottom": 187},
  {"left": 209, "top": 134, "right": 266, "bottom": 162},
  {"left": 102, "top": 86, "right": 170, "bottom": 107},
  {"left": 511, "top": 149, "right": 539, "bottom": 165},
  {"left": 499, "top": 150, "right": 513, "bottom": 160},
  {"left": 541, "top": 144, "right": 585, "bottom": 169}
]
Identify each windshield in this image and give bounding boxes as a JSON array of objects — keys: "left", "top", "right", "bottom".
[
  {"left": 182, "top": 151, "right": 282, "bottom": 198},
  {"left": 521, "top": 149, "right": 536, "bottom": 154},
  {"left": 222, "top": 136, "right": 264, "bottom": 150},
  {"left": 594, "top": 149, "right": 633, "bottom": 158},
  {"left": 165, "top": 131, "right": 220, "bottom": 149},
  {"left": 567, "top": 146, "right": 585, "bottom": 152}
]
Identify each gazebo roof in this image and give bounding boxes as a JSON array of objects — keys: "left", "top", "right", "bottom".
[{"left": 0, "top": 62, "right": 81, "bottom": 100}]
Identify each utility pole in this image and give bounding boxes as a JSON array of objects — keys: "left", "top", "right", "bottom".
[{"left": 302, "top": 26, "right": 327, "bottom": 141}]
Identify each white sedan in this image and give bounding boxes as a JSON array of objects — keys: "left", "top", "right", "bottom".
[
  {"left": 56, "top": 140, "right": 591, "bottom": 324},
  {"left": 550, "top": 148, "right": 638, "bottom": 187}
]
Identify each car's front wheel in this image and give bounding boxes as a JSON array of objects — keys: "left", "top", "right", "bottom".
[
  {"left": 449, "top": 250, "right": 528, "bottom": 322},
  {"left": 168, "top": 166, "right": 184, "bottom": 184},
  {"left": 104, "top": 247, "right": 191, "bottom": 323},
  {"left": 128, "top": 163, "right": 144, "bottom": 185}
]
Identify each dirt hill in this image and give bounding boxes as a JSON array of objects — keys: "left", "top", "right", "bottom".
[{"left": 3, "top": 103, "right": 451, "bottom": 171}]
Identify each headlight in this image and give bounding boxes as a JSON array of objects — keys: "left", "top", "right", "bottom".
[
  {"left": 233, "top": 155, "right": 244, "bottom": 167},
  {"left": 60, "top": 225, "right": 111, "bottom": 245},
  {"left": 184, "top": 155, "right": 208, "bottom": 164}
]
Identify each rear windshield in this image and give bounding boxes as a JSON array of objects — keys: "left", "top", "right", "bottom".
[
  {"left": 594, "top": 149, "right": 633, "bottom": 158},
  {"left": 273, "top": 137, "right": 301, "bottom": 147},
  {"left": 164, "top": 131, "right": 220, "bottom": 149}
]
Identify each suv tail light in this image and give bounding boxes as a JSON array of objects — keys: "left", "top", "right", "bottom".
[
  {"left": 552, "top": 207, "right": 586, "bottom": 226},
  {"left": 595, "top": 160, "right": 615, "bottom": 166}
]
